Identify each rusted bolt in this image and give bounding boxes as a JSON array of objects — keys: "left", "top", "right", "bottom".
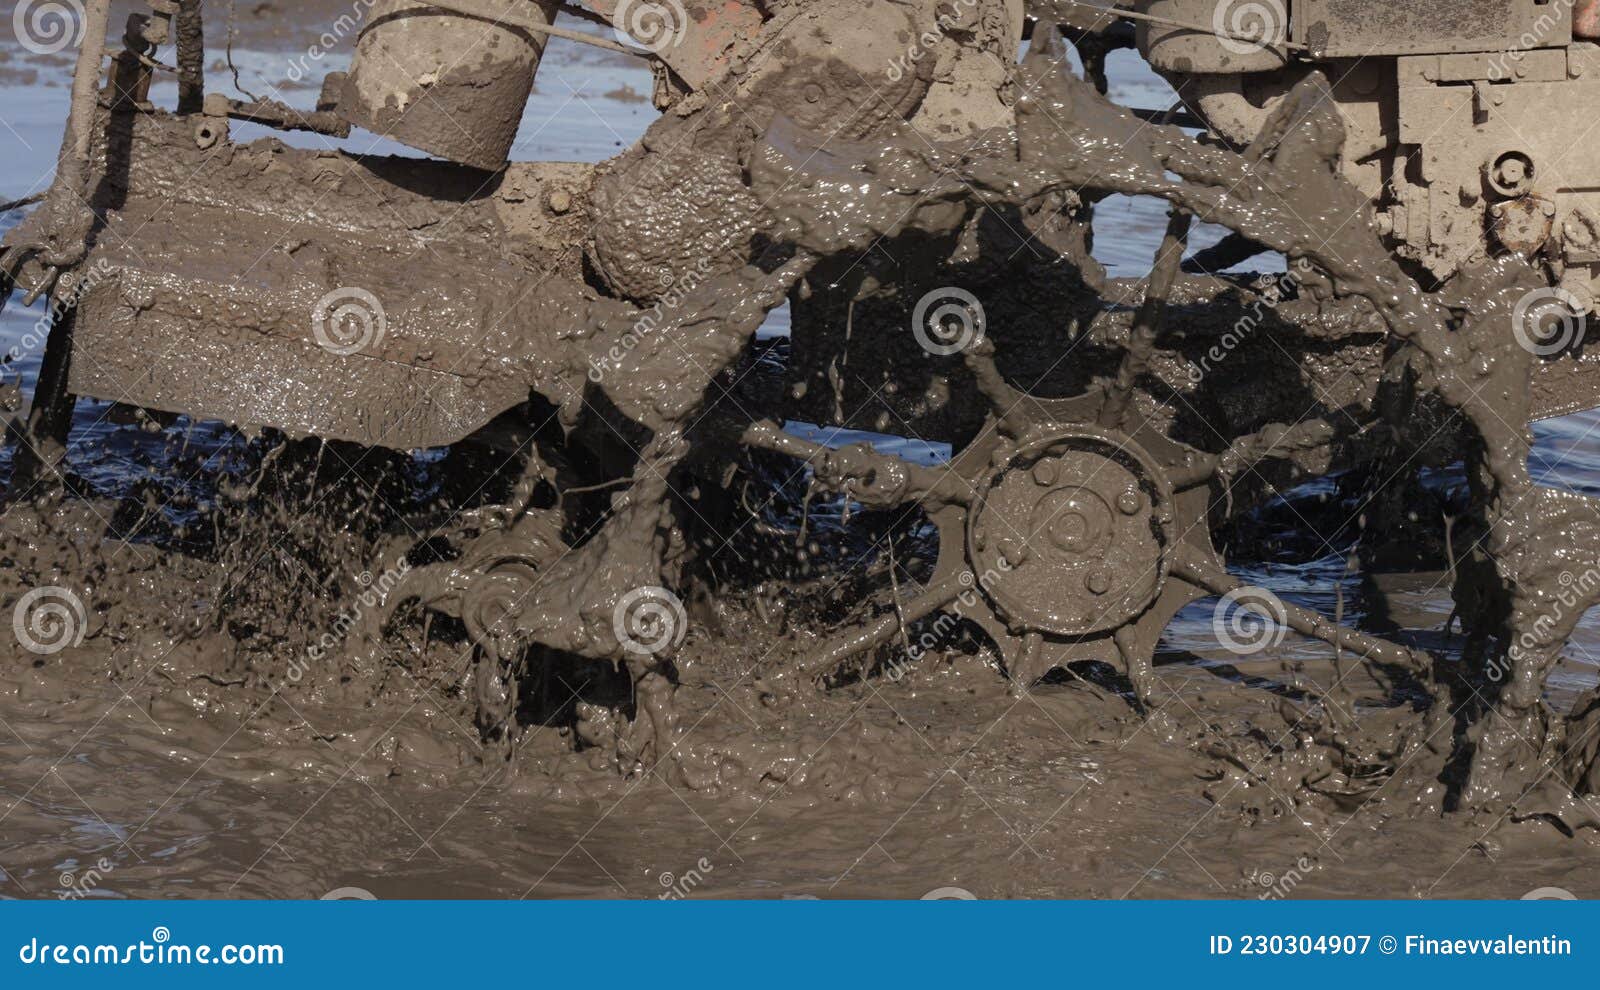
[
  {"left": 1116, "top": 489, "right": 1142, "bottom": 515},
  {"left": 1489, "top": 152, "right": 1535, "bottom": 198},
  {"left": 1032, "top": 459, "right": 1058, "bottom": 486},
  {"left": 1086, "top": 571, "right": 1111, "bottom": 596},
  {"left": 546, "top": 188, "right": 572, "bottom": 215},
  {"left": 804, "top": 83, "right": 824, "bottom": 104}
]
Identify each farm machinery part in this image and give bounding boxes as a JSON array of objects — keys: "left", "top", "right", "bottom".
[{"left": 2, "top": 0, "right": 1600, "bottom": 811}]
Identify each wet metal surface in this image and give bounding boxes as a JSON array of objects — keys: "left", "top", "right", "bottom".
[{"left": 2, "top": 5, "right": 1599, "bottom": 901}]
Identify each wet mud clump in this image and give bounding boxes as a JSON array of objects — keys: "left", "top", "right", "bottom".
[{"left": 2, "top": 0, "right": 1600, "bottom": 897}]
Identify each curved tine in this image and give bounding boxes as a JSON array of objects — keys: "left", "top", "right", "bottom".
[
  {"left": 1099, "top": 208, "right": 1191, "bottom": 430},
  {"left": 1170, "top": 546, "right": 1427, "bottom": 674},
  {"left": 962, "top": 339, "right": 1036, "bottom": 437},
  {"left": 792, "top": 570, "right": 968, "bottom": 681},
  {"left": 21, "top": 266, "right": 59, "bottom": 307}
]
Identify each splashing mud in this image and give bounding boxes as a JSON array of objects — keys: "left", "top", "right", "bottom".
[{"left": 2, "top": 1, "right": 1599, "bottom": 899}]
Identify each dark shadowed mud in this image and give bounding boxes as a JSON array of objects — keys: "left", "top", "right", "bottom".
[{"left": 2, "top": 4, "right": 1599, "bottom": 901}]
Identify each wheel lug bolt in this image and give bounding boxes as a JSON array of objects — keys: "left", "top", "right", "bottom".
[
  {"left": 1001, "top": 540, "right": 1030, "bottom": 567},
  {"left": 1117, "top": 489, "right": 1142, "bottom": 515},
  {"left": 1032, "top": 460, "right": 1059, "bottom": 486},
  {"left": 1086, "top": 571, "right": 1111, "bottom": 595}
]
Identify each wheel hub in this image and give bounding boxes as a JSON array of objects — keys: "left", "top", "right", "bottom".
[{"left": 966, "top": 428, "right": 1176, "bottom": 637}]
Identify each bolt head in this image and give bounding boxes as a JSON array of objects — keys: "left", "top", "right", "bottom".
[
  {"left": 1116, "top": 489, "right": 1143, "bottom": 515},
  {"left": 1001, "top": 540, "right": 1030, "bottom": 567},
  {"left": 1086, "top": 571, "right": 1111, "bottom": 596}
]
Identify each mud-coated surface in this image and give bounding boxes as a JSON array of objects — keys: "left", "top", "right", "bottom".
[{"left": 2, "top": 5, "right": 1600, "bottom": 901}]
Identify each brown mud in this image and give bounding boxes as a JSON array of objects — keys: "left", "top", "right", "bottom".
[{"left": 2, "top": 1, "right": 1600, "bottom": 899}]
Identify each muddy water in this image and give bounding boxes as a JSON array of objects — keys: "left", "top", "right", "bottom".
[{"left": 2, "top": 17, "right": 1599, "bottom": 900}]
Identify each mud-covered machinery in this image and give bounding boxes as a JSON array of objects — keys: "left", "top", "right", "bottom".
[
  {"left": 1133, "top": 0, "right": 1600, "bottom": 310},
  {"left": 4, "top": 0, "right": 1600, "bottom": 807}
]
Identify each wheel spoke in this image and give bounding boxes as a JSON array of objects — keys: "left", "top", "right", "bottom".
[{"left": 1099, "top": 209, "right": 1191, "bottom": 431}]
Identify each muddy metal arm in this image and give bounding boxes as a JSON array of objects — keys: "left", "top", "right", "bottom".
[
  {"left": 563, "top": 0, "right": 766, "bottom": 87},
  {"left": 414, "top": 0, "right": 649, "bottom": 55},
  {"left": 741, "top": 420, "right": 974, "bottom": 512},
  {"left": 16, "top": 0, "right": 112, "bottom": 285}
]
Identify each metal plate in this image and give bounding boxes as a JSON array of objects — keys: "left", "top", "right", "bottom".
[{"left": 1295, "top": 0, "right": 1572, "bottom": 57}]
